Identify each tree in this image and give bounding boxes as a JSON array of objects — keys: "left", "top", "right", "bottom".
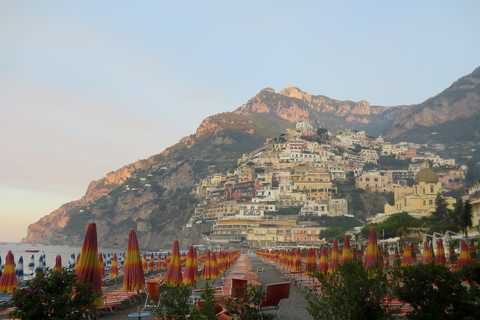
[
  {"left": 433, "top": 193, "right": 451, "bottom": 222},
  {"left": 455, "top": 199, "right": 473, "bottom": 244},
  {"left": 307, "top": 262, "right": 396, "bottom": 320}
]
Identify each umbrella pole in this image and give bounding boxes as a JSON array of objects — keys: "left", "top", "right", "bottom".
[{"left": 137, "top": 289, "right": 141, "bottom": 314}]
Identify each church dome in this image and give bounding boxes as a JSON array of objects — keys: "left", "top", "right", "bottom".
[{"left": 414, "top": 167, "right": 439, "bottom": 184}]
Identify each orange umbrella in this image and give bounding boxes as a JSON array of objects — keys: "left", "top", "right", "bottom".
[
  {"left": 109, "top": 253, "right": 119, "bottom": 278},
  {"left": 341, "top": 236, "right": 352, "bottom": 264},
  {"left": 421, "top": 242, "right": 433, "bottom": 265},
  {"left": 436, "top": 239, "right": 446, "bottom": 266},
  {"left": 98, "top": 253, "right": 105, "bottom": 280},
  {"left": 156, "top": 254, "right": 163, "bottom": 270},
  {"left": 123, "top": 229, "right": 145, "bottom": 291},
  {"left": 148, "top": 253, "right": 155, "bottom": 271},
  {"left": 211, "top": 251, "right": 220, "bottom": 280},
  {"left": 402, "top": 243, "right": 413, "bottom": 266},
  {"left": 293, "top": 248, "right": 303, "bottom": 272},
  {"left": 202, "top": 250, "right": 214, "bottom": 281},
  {"left": 319, "top": 246, "right": 329, "bottom": 273},
  {"left": 142, "top": 253, "right": 148, "bottom": 272},
  {"left": 457, "top": 240, "right": 472, "bottom": 270},
  {"left": 330, "top": 240, "right": 339, "bottom": 270},
  {"left": 54, "top": 254, "right": 62, "bottom": 271},
  {"left": 183, "top": 246, "right": 196, "bottom": 286},
  {"left": 305, "top": 248, "right": 317, "bottom": 275},
  {"left": 0, "top": 251, "right": 18, "bottom": 293},
  {"left": 364, "top": 228, "right": 380, "bottom": 268},
  {"left": 76, "top": 222, "right": 103, "bottom": 308},
  {"left": 165, "top": 240, "right": 183, "bottom": 286}
]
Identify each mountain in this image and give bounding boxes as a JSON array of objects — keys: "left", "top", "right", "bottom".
[
  {"left": 383, "top": 67, "right": 480, "bottom": 159},
  {"left": 21, "top": 68, "right": 480, "bottom": 248}
]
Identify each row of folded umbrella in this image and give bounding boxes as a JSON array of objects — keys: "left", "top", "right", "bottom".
[{"left": 256, "top": 228, "right": 478, "bottom": 274}]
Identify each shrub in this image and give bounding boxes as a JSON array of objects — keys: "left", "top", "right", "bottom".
[{"left": 9, "top": 267, "right": 100, "bottom": 320}]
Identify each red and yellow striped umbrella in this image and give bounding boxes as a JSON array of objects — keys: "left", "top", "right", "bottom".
[
  {"left": 165, "top": 240, "right": 183, "bottom": 286},
  {"left": 202, "top": 250, "right": 213, "bottom": 280},
  {"left": 156, "top": 254, "right": 163, "bottom": 270},
  {"left": 330, "top": 240, "right": 339, "bottom": 270},
  {"left": 109, "top": 253, "right": 119, "bottom": 278},
  {"left": 123, "top": 229, "right": 145, "bottom": 291},
  {"left": 435, "top": 239, "right": 446, "bottom": 266},
  {"left": 148, "top": 253, "right": 155, "bottom": 271},
  {"left": 457, "top": 240, "right": 472, "bottom": 270},
  {"left": 211, "top": 251, "right": 220, "bottom": 280},
  {"left": 54, "top": 254, "right": 62, "bottom": 272},
  {"left": 319, "top": 246, "right": 329, "bottom": 273},
  {"left": 421, "top": 242, "right": 433, "bottom": 265},
  {"left": 305, "top": 248, "right": 317, "bottom": 275},
  {"left": 401, "top": 243, "right": 413, "bottom": 267},
  {"left": 193, "top": 248, "right": 199, "bottom": 282},
  {"left": 293, "top": 248, "right": 303, "bottom": 272},
  {"left": 0, "top": 251, "right": 18, "bottom": 293},
  {"left": 142, "top": 253, "right": 148, "bottom": 272},
  {"left": 183, "top": 246, "right": 196, "bottom": 286},
  {"left": 76, "top": 222, "right": 103, "bottom": 307},
  {"left": 364, "top": 228, "right": 380, "bottom": 269},
  {"left": 341, "top": 236, "right": 352, "bottom": 264},
  {"left": 98, "top": 253, "right": 105, "bottom": 280}
]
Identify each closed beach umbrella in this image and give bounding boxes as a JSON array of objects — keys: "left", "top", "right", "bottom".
[
  {"left": 68, "top": 253, "right": 76, "bottom": 270},
  {"left": 0, "top": 251, "right": 18, "bottom": 293},
  {"left": 109, "top": 253, "right": 119, "bottom": 278},
  {"left": 402, "top": 243, "right": 413, "bottom": 266},
  {"left": 123, "top": 229, "right": 145, "bottom": 291},
  {"left": 457, "top": 240, "right": 472, "bottom": 270},
  {"left": 330, "top": 240, "right": 339, "bottom": 270},
  {"left": 341, "top": 236, "right": 352, "bottom": 264},
  {"left": 421, "top": 242, "right": 433, "bottom": 265},
  {"left": 183, "top": 246, "right": 196, "bottom": 286},
  {"left": 35, "top": 254, "right": 45, "bottom": 274},
  {"left": 202, "top": 250, "right": 213, "bottom": 281},
  {"left": 28, "top": 254, "right": 35, "bottom": 275},
  {"left": 148, "top": 253, "right": 155, "bottom": 271},
  {"left": 448, "top": 243, "right": 457, "bottom": 264},
  {"left": 211, "top": 251, "right": 220, "bottom": 280},
  {"left": 393, "top": 247, "right": 401, "bottom": 269},
  {"left": 156, "top": 254, "right": 163, "bottom": 270},
  {"left": 142, "top": 253, "right": 148, "bottom": 272},
  {"left": 364, "top": 228, "right": 380, "bottom": 268},
  {"left": 76, "top": 222, "right": 103, "bottom": 308},
  {"left": 319, "top": 246, "right": 329, "bottom": 273},
  {"left": 98, "top": 253, "right": 105, "bottom": 280},
  {"left": 305, "top": 248, "right": 317, "bottom": 275},
  {"left": 16, "top": 256, "right": 24, "bottom": 283},
  {"left": 436, "top": 239, "right": 446, "bottom": 266},
  {"left": 293, "top": 248, "right": 303, "bottom": 272},
  {"left": 165, "top": 240, "right": 183, "bottom": 286},
  {"left": 469, "top": 244, "right": 478, "bottom": 263},
  {"left": 54, "top": 254, "right": 62, "bottom": 271}
]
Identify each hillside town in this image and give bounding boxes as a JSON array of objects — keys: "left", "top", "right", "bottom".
[{"left": 183, "top": 122, "right": 480, "bottom": 248}]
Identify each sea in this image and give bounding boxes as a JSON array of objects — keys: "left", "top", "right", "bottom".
[{"left": 0, "top": 242, "right": 128, "bottom": 281}]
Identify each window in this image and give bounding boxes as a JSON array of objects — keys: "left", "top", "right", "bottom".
[
  {"left": 429, "top": 200, "right": 433, "bottom": 205},
  {"left": 430, "top": 186, "right": 434, "bottom": 193}
]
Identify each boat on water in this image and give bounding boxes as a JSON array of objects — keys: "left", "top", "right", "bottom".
[{"left": 25, "top": 249, "right": 40, "bottom": 253}]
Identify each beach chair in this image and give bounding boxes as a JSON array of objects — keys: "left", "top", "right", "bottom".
[
  {"left": 259, "top": 282, "right": 291, "bottom": 318},
  {"left": 142, "top": 281, "right": 161, "bottom": 311},
  {"left": 230, "top": 278, "right": 248, "bottom": 296}
]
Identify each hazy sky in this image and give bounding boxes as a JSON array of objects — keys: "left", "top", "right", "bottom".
[{"left": 1, "top": 1, "right": 479, "bottom": 242}]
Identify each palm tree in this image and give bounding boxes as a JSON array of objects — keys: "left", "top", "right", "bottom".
[{"left": 456, "top": 200, "right": 473, "bottom": 244}]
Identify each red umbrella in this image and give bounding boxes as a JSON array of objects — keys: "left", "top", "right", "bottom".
[
  {"left": 211, "top": 251, "right": 220, "bottom": 280},
  {"left": 457, "top": 240, "right": 472, "bottom": 270},
  {"left": 122, "top": 229, "right": 146, "bottom": 316},
  {"left": 109, "top": 253, "right": 119, "bottom": 278},
  {"left": 330, "top": 240, "right": 339, "bottom": 270},
  {"left": 76, "top": 223, "right": 103, "bottom": 308},
  {"left": 0, "top": 251, "right": 18, "bottom": 293},
  {"left": 165, "top": 240, "right": 183, "bottom": 286},
  {"left": 364, "top": 228, "right": 380, "bottom": 268},
  {"left": 421, "top": 242, "right": 433, "bottom": 265},
  {"left": 341, "top": 236, "right": 353, "bottom": 264},
  {"left": 293, "top": 248, "right": 303, "bottom": 272},
  {"left": 402, "top": 243, "right": 413, "bottom": 266},
  {"left": 183, "top": 246, "right": 196, "bottom": 286},
  {"left": 305, "top": 248, "right": 317, "bottom": 275},
  {"left": 148, "top": 253, "right": 155, "bottom": 271},
  {"left": 142, "top": 253, "right": 148, "bottom": 272},
  {"left": 98, "top": 253, "right": 105, "bottom": 280},
  {"left": 54, "top": 254, "right": 62, "bottom": 271},
  {"left": 156, "top": 254, "right": 163, "bottom": 270},
  {"left": 436, "top": 239, "right": 446, "bottom": 266},
  {"left": 319, "top": 246, "right": 329, "bottom": 273}
]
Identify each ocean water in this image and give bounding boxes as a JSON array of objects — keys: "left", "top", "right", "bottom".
[{"left": 0, "top": 242, "right": 127, "bottom": 280}]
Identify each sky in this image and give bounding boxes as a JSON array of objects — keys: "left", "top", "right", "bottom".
[{"left": 1, "top": 1, "right": 479, "bottom": 242}]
